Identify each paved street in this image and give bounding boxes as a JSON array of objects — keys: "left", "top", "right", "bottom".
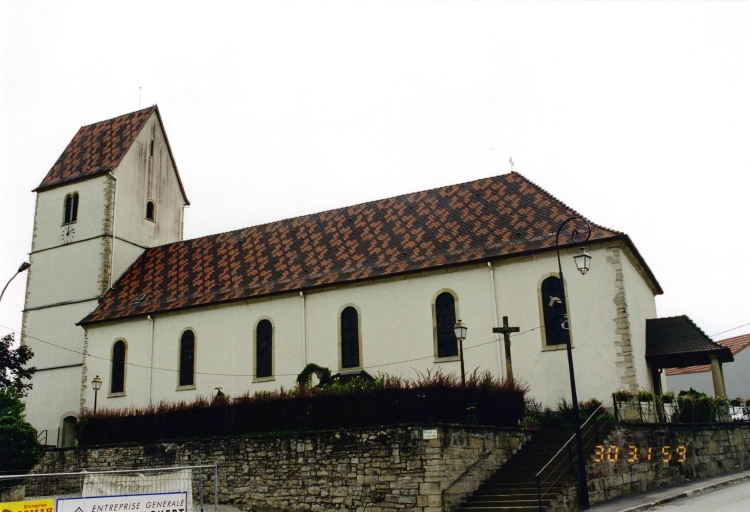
[
  {"left": 589, "top": 470, "right": 750, "bottom": 512},
  {"left": 649, "top": 478, "right": 750, "bottom": 511}
]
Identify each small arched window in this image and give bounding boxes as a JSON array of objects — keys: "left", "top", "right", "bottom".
[
  {"left": 179, "top": 330, "right": 196, "bottom": 387},
  {"left": 541, "top": 276, "right": 570, "bottom": 346},
  {"left": 435, "top": 292, "right": 458, "bottom": 358},
  {"left": 146, "top": 201, "right": 156, "bottom": 221},
  {"left": 341, "top": 307, "right": 360, "bottom": 369},
  {"left": 110, "top": 340, "right": 127, "bottom": 394},
  {"left": 63, "top": 193, "right": 79, "bottom": 224},
  {"left": 255, "top": 319, "right": 273, "bottom": 379}
]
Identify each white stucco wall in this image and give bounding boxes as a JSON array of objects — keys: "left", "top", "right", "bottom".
[
  {"left": 111, "top": 114, "right": 186, "bottom": 251},
  {"left": 84, "top": 241, "right": 660, "bottom": 413},
  {"left": 29, "top": 177, "right": 109, "bottom": 254},
  {"left": 618, "top": 246, "right": 660, "bottom": 390}
]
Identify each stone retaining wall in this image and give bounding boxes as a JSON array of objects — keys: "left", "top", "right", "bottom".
[
  {"left": 586, "top": 423, "right": 750, "bottom": 506},
  {"left": 36, "top": 425, "right": 528, "bottom": 512}
]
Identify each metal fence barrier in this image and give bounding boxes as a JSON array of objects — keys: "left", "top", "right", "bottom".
[{"left": 0, "top": 463, "right": 218, "bottom": 512}]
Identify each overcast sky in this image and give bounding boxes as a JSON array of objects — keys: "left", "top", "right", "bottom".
[{"left": 1, "top": 1, "right": 748, "bottom": 348}]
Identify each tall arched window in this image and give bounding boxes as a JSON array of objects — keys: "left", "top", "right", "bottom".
[
  {"left": 146, "top": 200, "right": 156, "bottom": 221},
  {"left": 110, "top": 339, "right": 127, "bottom": 394},
  {"left": 255, "top": 319, "right": 273, "bottom": 379},
  {"left": 63, "top": 193, "right": 79, "bottom": 224},
  {"left": 341, "top": 306, "right": 360, "bottom": 369},
  {"left": 435, "top": 292, "right": 458, "bottom": 358},
  {"left": 179, "top": 330, "right": 196, "bottom": 387},
  {"left": 541, "top": 276, "right": 570, "bottom": 347}
]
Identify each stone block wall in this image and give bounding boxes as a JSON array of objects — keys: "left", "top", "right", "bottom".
[
  {"left": 586, "top": 423, "right": 750, "bottom": 506},
  {"left": 35, "top": 425, "right": 527, "bottom": 512}
]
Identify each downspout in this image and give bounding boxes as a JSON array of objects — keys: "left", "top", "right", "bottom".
[
  {"left": 300, "top": 291, "right": 307, "bottom": 367},
  {"left": 148, "top": 315, "right": 155, "bottom": 405},
  {"left": 180, "top": 204, "right": 188, "bottom": 241},
  {"left": 108, "top": 172, "right": 118, "bottom": 289},
  {"left": 487, "top": 262, "right": 503, "bottom": 378}
]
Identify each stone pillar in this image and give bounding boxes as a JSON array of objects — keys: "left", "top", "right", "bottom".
[{"left": 710, "top": 354, "right": 727, "bottom": 398}]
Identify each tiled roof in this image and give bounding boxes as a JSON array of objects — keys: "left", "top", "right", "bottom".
[
  {"left": 80, "top": 172, "right": 638, "bottom": 326},
  {"left": 34, "top": 106, "right": 188, "bottom": 203},
  {"left": 665, "top": 333, "right": 750, "bottom": 375},
  {"left": 646, "top": 316, "right": 734, "bottom": 368}
]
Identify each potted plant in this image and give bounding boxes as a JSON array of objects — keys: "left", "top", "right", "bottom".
[
  {"left": 637, "top": 388, "right": 657, "bottom": 422},
  {"left": 612, "top": 388, "right": 638, "bottom": 421},
  {"left": 661, "top": 391, "right": 676, "bottom": 422}
]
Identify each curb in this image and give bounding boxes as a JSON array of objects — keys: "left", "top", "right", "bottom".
[{"left": 615, "top": 472, "right": 750, "bottom": 512}]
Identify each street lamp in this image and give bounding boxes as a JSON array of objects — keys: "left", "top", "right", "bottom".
[
  {"left": 91, "top": 375, "right": 103, "bottom": 412},
  {"left": 555, "top": 216, "right": 592, "bottom": 510},
  {"left": 0, "top": 262, "right": 31, "bottom": 303},
  {"left": 454, "top": 319, "right": 468, "bottom": 386}
]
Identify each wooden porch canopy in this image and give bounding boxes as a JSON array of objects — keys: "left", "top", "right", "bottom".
[{"left": 646, "top": 315, "right": 733, "bottom": 397}]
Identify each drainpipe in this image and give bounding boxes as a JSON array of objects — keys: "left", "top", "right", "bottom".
[
  {"left": 108, "top": 172, "right": 118, "bottom": 289},
  {"left": 487, "top": 262, "right": 503, "bottom": 378},
  {"left": 148, "top": 315, "right": 155, "bottom": 405},
  {"left": 300, "top": 291, "right": 307, "bottom": 367},
  {"left": 180, "top": 204, "right": 188, "bottom": 241}
]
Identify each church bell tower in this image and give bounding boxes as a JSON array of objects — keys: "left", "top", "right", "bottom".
[{"left": 21, "top": 106, "right": 189, "bottom": 446}]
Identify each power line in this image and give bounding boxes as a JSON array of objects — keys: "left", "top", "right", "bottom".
[
  {"left": 711, "top": 322, "right": 750, "bottom": 338},
  {"left": 0, "top": 324, "right": 541, "bottom": 380}
]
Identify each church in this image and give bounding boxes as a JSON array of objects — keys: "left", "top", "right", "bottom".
[{"left": 21, "top": 106, "right": 730, "bottom": 447}]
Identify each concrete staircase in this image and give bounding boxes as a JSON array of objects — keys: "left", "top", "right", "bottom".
[{"left": 454, "top": 420, "right": 613, "bottom": 512}]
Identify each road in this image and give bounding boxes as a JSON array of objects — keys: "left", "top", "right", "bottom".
[{"left": 651, "top": 479, "right": 750, "bottom": 511}]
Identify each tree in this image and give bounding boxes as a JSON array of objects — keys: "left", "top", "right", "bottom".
[
  {"left": 1, "top": 333, "right": 36, "bottom": 395},
  {"left": 0, "top": 362, "right": 41, "bottom": 473},
  {"left": 0, "top": 385, "right": 26, "bottom": 419}
]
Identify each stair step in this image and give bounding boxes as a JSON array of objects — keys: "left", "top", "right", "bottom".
[{"left": 452, "top": 420, "right": 616, "bottom": 512}]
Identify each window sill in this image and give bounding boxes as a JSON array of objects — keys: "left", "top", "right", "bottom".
[
  {"left": 542, "top": 343, "right": 573, "bottom": 352},
  {"left": 107, "top": 392, "right": 126, "bottom": 398},
  {"left": 176, "top": 384, "right": 197, "bottom": 391},
  {"left": 434, "top": 355, "right": 461, "bottom": 363},
  {"left": 253, "top": 376, "right": 275, "bottom": 383}
]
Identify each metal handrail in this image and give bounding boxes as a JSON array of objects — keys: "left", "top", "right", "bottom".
[{"left": 535, "top": 403, "right": 615, "bottom": 511}]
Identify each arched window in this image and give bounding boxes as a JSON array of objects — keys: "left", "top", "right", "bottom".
[
  {"left": 541, "top": 276, "right": 570, "bottom": 347},
  {"left": 341, "top": 306, "right": 360, "bottom": 369},
  {"left": 179, "top": 330, "right": 196, "bottom": 387},
  {"left": 255, "top": 319, "right": 273, "bottom": 379},
  {"left": 146, "top": 201, "right": 156, "bottom": 221},
  {"left": 110, "top": 339, "right": 127, "bottom": 394},
  {"left": 63, "top": 193, "right": 79, "bottom": 224},
  {"left": 435, "top": 292, "right": 458, "bottom": 358}
]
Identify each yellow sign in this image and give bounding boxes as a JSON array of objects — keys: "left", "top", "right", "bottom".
[{"left": 1, "top": 499, "right": 54, "bottom": 512}]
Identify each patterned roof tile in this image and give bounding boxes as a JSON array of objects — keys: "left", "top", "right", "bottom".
[
  {"left": 34, "top": 106, "right": 189, "bottom": 204},
  {"left": 80, "top": 172, "right": 644, "bottom": 326},
  {"left": 35, "top": 107, "right": 157, "bottom": 191}
]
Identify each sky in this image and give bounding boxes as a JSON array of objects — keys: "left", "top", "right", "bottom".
[{"left": 1, "top": 1, "right": 748, "bottom": 347}]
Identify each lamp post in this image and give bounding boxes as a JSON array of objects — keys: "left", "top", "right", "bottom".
[
  {"left": 454, "top": 319, "right": 468, "bottom": 386},
  {"left": 0, "top": 262, "right": 31, "bottom": 303},
  {"left": 555, "top": 216, "right": 592, "bottom": 510},
  {"left": 91, "top": 375, "right": 103, "bottom": 412}
]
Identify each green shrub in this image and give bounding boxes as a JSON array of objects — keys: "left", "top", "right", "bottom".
[
  {"left": 0, "top": 416, "right": 41, "bottom": 472},
  {"left": 676, "top": 389, "right": 717, "bottom": 423}
]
